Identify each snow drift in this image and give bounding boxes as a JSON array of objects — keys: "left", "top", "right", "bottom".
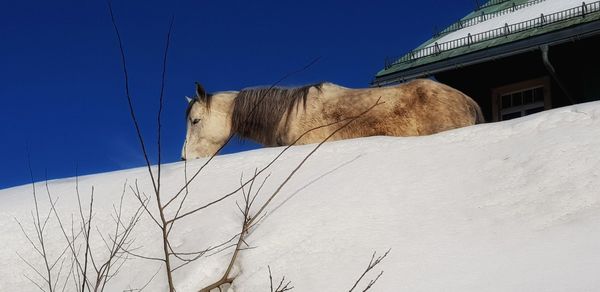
[{"left": 2, "top": 102, "right": 600, "bottom": 291}]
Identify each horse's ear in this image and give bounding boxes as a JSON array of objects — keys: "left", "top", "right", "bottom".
[
  {"left": 195, "top": 82, "right": 206, "bottom": 98},
  {"left": 185, "top": 96, "right": 193, "bottom": 103}
]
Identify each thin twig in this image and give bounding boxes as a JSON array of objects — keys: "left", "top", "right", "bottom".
[
  {"left": 26, "top": 155, "right": 55, "bottom": 292},
  {"left": 157, "top": 16, "right": 174, "bottom": 209},
  {"left": 44, "top": 178, "right": 93, "bottom": 291},
  {"left": 75, "top": 172, "right": 93, "bottom": 292},
  {"left": 268, "top": 266, "right": 294, "bottom": 292},
  {"left": 107, "top": 2, "right": 177, "bottom": 289},
  {"left": 348, "top": 249, "right": 391, "bottom": 292}
]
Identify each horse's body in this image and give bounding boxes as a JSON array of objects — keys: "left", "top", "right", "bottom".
[{"left": 182, "top": 79, "right": 483, "bottom": 159}]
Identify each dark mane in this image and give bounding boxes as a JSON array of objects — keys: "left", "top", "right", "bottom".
[{"left": 231, "top": 83, "right": 323, "bottom": 145}]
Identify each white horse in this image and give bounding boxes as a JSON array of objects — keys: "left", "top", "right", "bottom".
[{"left": 182, "top": 79, "right": 483, "bottom": 159}]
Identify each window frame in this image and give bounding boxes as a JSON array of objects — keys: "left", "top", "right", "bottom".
[{"left": 491, "top": 76, "right": 552, "bottom": 122}]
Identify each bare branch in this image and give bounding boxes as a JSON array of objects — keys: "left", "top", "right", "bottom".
[
  {"left": 198, "top": 176, "right": 256, "bottom": 292},
  {"left": 118, "top": 248, "right": 166, "bottom": 263},
  {"left": 123, "top": 266, "right": 162, "bottom": 292},
  {"left": 107, "top": 0, "right": 158, "bottom": 196},
  {"left": 52, "top": 256, "right": 67, "bottom": 292},
  {"left": 348, "top": 249, "right": 390, "bottom": 292},
  {"left": 170, "top": 231, "right": 244, "bottom": 272},
  {"left": 15, "top": 218, "right": 44, "bottom": 257},
  {"left": 23, "top": 273, "right": 47, "bottom": 292},
  {"left": 17, "top": 252, "right": 48, "bottom": 284},
  {"left": 129, "top": 181, "right": 161, "bottom": 228},
  {"left": 25, "top": 155, "right": 55, "bottom": 292},
  {"left": 361, "top": 270, "right": 384, "bottom": 292},
  {"left": 75, "top": 172, "right": 93, "bottom": 292},
  {"left": 60, "top": 255, "right": 76, "bottom": 292},
  {"left": 165, "top": 142, "right": 190, "bottom": 237},
  {"left": 268, "top": 266, "right": 294, "bottom": 292},
  {"left": 44, "top": 178, "right": 93, "bottom": 291},
  {"left": 107, "top": 3, "right": 177, "bottom": 288},
  {"left": 157, "top": 15, "right": 175, "bottom": 205}
]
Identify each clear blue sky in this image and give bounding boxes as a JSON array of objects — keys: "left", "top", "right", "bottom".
[{"left": 0, "top": 0, "right": 474, "bottom": 189}]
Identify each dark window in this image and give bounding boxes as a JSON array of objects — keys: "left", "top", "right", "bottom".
[
  {"left": 523, "top": 90, "right": 533, "bottom": 104},
  {"left": 512, "top": 92, "right": 523, "bottom": 106},
  {"left": 502, "top": 94, "right": 511, "bottom": 108},
  {"left": 493, "top": 77, "right": 550, "bottom": 122},
  {"left": 498, "top": 86, "right": 545, "bottom": 121}
]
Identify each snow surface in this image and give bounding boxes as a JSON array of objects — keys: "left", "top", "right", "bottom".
[
  {"left": 2, "top": 101, "right": 600, "bottom": 291},
  {"left": 431, "top": 0, "right": 586, "bottom": 47}
]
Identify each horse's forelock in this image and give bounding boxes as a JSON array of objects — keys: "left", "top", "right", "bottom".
[
  {"left": 185, "top": 98, "right": 197, "bottom": 120},
  {"left": 185, "top": 93, "right": 216, "bottom": 120}
]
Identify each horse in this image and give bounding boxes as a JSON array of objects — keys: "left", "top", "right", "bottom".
[{"left": 182, "top": 79, "right": 484, "bottom": 160}]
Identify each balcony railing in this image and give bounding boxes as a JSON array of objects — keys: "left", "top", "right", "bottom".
[
  {"left": 435, "top": 0, "right": 547, "bottom": 38},
  {"left": 384, "top": 1, "right": 600, "bottom": 70}
]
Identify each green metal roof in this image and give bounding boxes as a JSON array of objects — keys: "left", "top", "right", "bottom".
[
  {"left": 376, "top": 1, "right": 600, "bottom": 79},
  {"left": 416, "top": 0, "right": 533, "bottom": 50}
]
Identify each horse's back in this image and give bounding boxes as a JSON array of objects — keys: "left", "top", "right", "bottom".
[
  {"left": 388, "top": 79, "right": 483, "bottom": 127},
  {"left": 342, "top": 79, "right": 483, "bottom": 135},
  {"left": 283, "top": 79, "right": 482, "bottom": 144}
]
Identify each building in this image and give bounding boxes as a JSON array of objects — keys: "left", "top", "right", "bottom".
[{"left": 373, "top": 0, "right": 600, "bottom": 122}]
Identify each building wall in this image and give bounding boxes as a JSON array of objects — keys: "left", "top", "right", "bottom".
[
  {"left": 552, "top": 36, "right": 600, "bottom": 103},
  {"left": 432, "top": 35, "right": 600, "bottom": 121}
]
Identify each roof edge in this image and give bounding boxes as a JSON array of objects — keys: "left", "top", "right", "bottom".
[{"left": 372, "top": 20, "right": 600, "bottom": 86}]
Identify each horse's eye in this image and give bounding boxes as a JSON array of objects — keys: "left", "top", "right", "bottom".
[{"left": 191, "top": 118, "right": 201, "bottom": 125}]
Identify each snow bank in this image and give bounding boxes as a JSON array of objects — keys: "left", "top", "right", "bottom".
[{"left": 2, "top": 101, "right": 600, "bottom": 291}]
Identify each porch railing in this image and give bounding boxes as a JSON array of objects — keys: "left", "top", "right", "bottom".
[
  {"left": 384, "top": 1, "right": 600, "bottom": 70},
  {"left": 435, "top": 0, "right": 547, "bottom": 37}
]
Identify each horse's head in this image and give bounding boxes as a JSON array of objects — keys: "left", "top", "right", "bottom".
[{"left": 181, "top": 82, "right": 234, "bottom": 160}]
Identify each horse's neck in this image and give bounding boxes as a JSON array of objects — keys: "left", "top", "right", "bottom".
[{"left": 212, "top": 92, "right": 237, "bottom": 116}]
